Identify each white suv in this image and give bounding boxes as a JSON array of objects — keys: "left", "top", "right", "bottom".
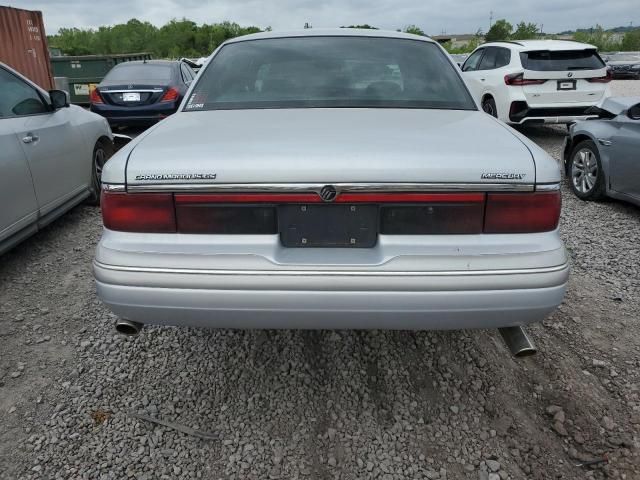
[{"left": 461, "top": 40, "right": 611, "bottom": 125}]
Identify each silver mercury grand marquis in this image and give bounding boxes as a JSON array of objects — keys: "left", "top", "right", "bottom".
[{"left": 95, "top": 30, "right": 568, "bottom": 351}]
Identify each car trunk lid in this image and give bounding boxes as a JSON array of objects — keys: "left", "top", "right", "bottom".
[
  {"left": 125, "top": 108, "right": 536, "bottom": 186},
  {"left": 98, "top": 84, "right": 168, "bottom": 106}
]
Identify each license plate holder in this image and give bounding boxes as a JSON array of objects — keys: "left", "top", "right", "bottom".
[
  {"left": 122, "top": 92, "right": 141, "bottom": 102},
  {"left": 557, "top": 80, "right": 576, "bottom": 90},
  {"left": 279, "top": 204, "right": 378, "bottom": 248}
]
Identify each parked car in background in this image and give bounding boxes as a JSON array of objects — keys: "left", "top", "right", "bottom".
[
  {"left": 95, "top": 30, "right": 568, "bottom": 338},
  {"left": 604, "top": 53, "right": 640, "bottom": 80},
  {"left": 0, "top": 62, "right": 113, "bottom": 255},
  {"left": 462, "top": 40, "right": 611, "bottom": 125},
  {"left": 563, "top": 97, "right": 640, "bottom": 206},
  {"left": 90, "top": 60, "right": 195, "bottom": 128}
]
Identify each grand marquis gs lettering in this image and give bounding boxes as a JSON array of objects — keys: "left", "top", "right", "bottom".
[{"left": 134, "top": 174, "right": 217, "bottom": 181}]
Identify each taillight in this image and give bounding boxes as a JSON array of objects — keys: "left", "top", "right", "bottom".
[
  {"left": 90, "top": 89, "right": 103, "bottom": 104},
  {"left": 588, "top": 70, "right": 612, "bottom": 83},
  {"left": 381, "top": 204, "right": 485, "bottom": 234},
  {"left": 504, "top": 73, "right": 547, "bottom": 86},
  {"left": 100, "top": 191, "right": 561, "bottom": 235},
  {"left": 101, "top": 191, "right": 176, "bottom": 233},
  {"left": 484, "top": 191, "right": 561, "bottom": 233},
  {"left": 160, "top": 87, "right": 179, "bottom": 102}
]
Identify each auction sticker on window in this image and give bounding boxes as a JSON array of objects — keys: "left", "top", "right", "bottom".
[{"left": 185, "top": 92, "right": 207, "bottom": 110}]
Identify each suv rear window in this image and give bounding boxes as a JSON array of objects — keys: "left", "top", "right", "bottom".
[
  {"left": 520, "top": 49, "right": 605, "bottom": 71},
  {"left": 186, "top": 36, "right": 476, "bottom": 111}
]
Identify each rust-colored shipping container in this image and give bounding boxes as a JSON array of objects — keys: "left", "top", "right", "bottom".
[{"left": 0, "top": 6, "right": 54, "bottom": 89}]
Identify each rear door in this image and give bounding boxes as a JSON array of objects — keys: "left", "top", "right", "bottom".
[
  {"left": 520, "top": 49, "right": 608, "bottom": 106},
  {"left": 0, "top": 111, "right": 38, "bottom": 243},
  {"left": 476, "top": 47, "right": 512, "bottom": 114},
  {"left": 460, "top": 48, "right": 486, "bottom": 102},
  {"left": 609, "top": 107, "right": 640, "bottom": 200}
]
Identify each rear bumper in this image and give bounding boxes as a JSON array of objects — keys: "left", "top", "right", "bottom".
[
  {"left": 509, "top": 104, "right": 600, "bottom": 125},
  {"left": 90, "top": 102, "right": 178, "bottom": 126},
  {"left": 94, "top": 260, "right": 569, "bottom": 330}
]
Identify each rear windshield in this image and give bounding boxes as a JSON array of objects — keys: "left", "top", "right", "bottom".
[
  {"left": 103, "top": 63, "right": 173, "bottom": 83},
  {"left": 185, "top": 36, "right": 476, "bottom": 111},
  {"left": 520, "top": 49, "right": 605, "bottom": 71}
]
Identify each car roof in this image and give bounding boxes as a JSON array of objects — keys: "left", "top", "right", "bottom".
[
  {"left": 482, "top": 39, "right": 597, "bottom": 52},
  {"left": 224, "top": 28, "right": 436, "bottom": 44}
]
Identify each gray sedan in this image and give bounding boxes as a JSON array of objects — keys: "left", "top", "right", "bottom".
[
  {"left": 564, "top": 97, "right": 640, "bottom": 206},
  {"left": 95, "top": 29, "right": 568, "bottom": 350},
  {"left": 0, "top": 62, "right": 114, "bottom": 255}
]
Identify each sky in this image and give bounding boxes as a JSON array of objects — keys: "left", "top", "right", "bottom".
[{"left": 12, "top": 0, "right": 640, "bottom": 36}]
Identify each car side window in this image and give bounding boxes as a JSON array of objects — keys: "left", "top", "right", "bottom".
[
  {"left": 462, "top": 49, "right": 484, "bottom": 72},
  {"left": 479, "top": 47, "right": 498, "bottom": 70},
  {"left": 494, "top": 48, "right": 511, "bottom": 68},
  {"left": 0, "top": 68, "right": 49, "bottom": 118}
]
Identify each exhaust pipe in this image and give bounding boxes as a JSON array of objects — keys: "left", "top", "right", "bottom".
[
  {"left": 115, "top": 319, "right": 143, "bottom": 336},
  {"left": 499, "top": 326, "right": 537, "bottom": 357}
]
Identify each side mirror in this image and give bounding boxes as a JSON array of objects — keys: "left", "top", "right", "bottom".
[{"left": 49, "top": 89, "right": 70, "bottom": 109}]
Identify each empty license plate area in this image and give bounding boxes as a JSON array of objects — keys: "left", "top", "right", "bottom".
[
  {"left": 122, "top": 92, "right": 141, "bottom": 102},
  {"left": 557, "top": 79, "right": 576, "bottom": 90},
  {"left": 278, "top": 204, "right": 378, "bottom": 248}
]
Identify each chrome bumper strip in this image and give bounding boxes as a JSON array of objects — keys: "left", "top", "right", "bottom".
[
  {"left": 94, "top": 260, "right": 569, "bottom": 277},
  {"left": 535, "top": 183, "right": 561, "bottom": 191},
  {"left": 123, "top": 182, "right": 536, "bottom": 193}
]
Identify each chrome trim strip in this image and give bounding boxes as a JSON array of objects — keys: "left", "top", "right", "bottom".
[
  {"left": 100, "top": 89, "right": 163, "bottom": 93},
  {"left": 535, "top": 183, "right": 561, "bottom": 191},
  {"left": 94, "top": 260, "right": 568, "bottom": 277},
  {"left": 102, "top": 183, "right": 126, "bottom": 192},
  {"left": 126, "top": 182, "right": 535, "bottom": 193}
]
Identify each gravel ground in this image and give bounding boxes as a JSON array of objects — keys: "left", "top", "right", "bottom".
[{"left": 1, "top": 81, "right": 639, "bottom": 480}]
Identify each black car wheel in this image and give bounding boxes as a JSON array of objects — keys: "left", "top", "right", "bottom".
[
  {"left": 87, "top": 139, "right": 113, "bottom": 205},
  {"left": 568, "top": 140, "right": 606, "bottom": 201}
]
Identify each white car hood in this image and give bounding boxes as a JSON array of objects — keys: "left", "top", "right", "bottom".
[{"left": 125, "top": 108, "right": 536, "bottom": 186}]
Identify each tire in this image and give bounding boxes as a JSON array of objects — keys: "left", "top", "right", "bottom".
[
  {"left": 482, "top": 97, "right": 498, "bottom": 118},
  {"left": 86, "top": 139, "right": 113, "bottom": 205},
  {"left": 567, "top": 140, "right": 606, "bottom": 201}
]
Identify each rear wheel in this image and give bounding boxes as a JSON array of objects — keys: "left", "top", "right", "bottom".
[
  {"left": 482, "top": 97, "right": 498, "bottom": 118},
  {"left": 568, "top": 140, "right": 605, "bottom": 201},
  {"left": 87, "top": 139, "right": 113, "bottom": 205}
]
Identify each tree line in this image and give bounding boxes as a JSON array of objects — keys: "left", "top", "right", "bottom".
[
  {"left": 48, "top": 19, "right": 433, "bottom": 57},
  {"left": 485, "top": 19, "right": 640, "bottom": 52},
  {"left": 48, "top": 19, "right": 263, "bottom": 58},
  {"left": 48, "top": 17, "right": 640, "bottom": 58}
]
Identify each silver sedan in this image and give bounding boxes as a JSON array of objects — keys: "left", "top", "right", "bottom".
[
  {"left": 564, "top": 97, "right": 640, "bottom": 206},
  {"left": 94, "top": 30, "right": 568, "bottom": 346},
  {"left": 0, "top": 62, "right": 114, "bottom": 255}
]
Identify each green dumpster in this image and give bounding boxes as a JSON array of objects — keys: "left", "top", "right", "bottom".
[{"left": 50, "top": 52, "right": 152, "bottom": 104}]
